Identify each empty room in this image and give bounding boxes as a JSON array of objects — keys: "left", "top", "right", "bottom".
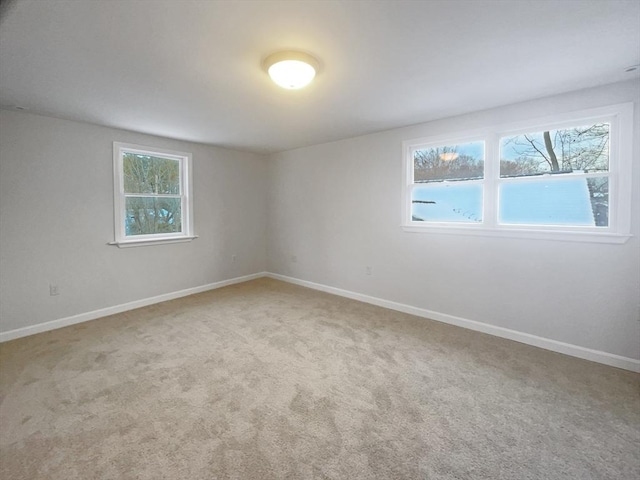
[{"left": 1, "top": 0, "right": 639, "bottom": 479}]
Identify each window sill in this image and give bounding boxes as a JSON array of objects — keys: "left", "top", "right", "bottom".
[
  {"left": 401, "top": 225, "right": 632, "bottom": 244},
  {"left": 108, "top": 235, "right": 198, "bottom": 248}
]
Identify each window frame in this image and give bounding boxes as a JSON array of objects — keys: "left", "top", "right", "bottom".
[
  {"left": 111, "top": 142, "right": 195, "bottom": 248},
  {"left": 401, "top": 103, "right": 634, "bottom": 244}
]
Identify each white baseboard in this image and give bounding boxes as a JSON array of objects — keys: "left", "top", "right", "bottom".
[
  {"left": 0, "top": 272, "right": 267, "bottom": 343},
  {"left": 3, "top": 271, "right": 638, "bottom": 373},
  {"left": 266, "top": 273, "right": 640, "bottom": 373}
]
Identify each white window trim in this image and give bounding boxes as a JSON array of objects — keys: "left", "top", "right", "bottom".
[
  {"left": 110, "top": 142, "right": 196, "bottom": 248},
  {"left": 401, "top": 103, "right": 634, "bottom": 244}
]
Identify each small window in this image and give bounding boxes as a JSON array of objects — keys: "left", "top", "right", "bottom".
[
  {"left": 112, "top": 143, "right": 194, "bottom": 247},
  {"left": 402, "top": 103, "right": 633, "bottom": 243}
]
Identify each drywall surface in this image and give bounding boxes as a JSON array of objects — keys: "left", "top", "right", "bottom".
[
  {"left": 267, "top": 80, "right": 640, "bottom": 361},
  {"left": 0, "top": 111, "right": 267, "bottom": 333}
]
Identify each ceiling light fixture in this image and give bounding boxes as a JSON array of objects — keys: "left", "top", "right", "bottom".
[{"left": 263, "top": 51, "right": 319, "bottom": 89}]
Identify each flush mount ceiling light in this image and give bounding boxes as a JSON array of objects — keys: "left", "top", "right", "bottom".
[{"left": 263, "top": 51, "right": 320, "bottom": 89}]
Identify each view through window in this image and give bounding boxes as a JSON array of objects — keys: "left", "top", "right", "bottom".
[
  {"left": 123, "top": 152, "right": 183, "bottom": 235},
  {"left": 499, "top": 123, "right": 609, "bottom": 227},
  {"left": 112, "top": 143, "right": 193, "bottom": 246},
  {"left": 402, "top": 103, "right": 633, "bottom": 242},
  {"left": 412, "top": 141, "right": 485, "bottom": 223}
]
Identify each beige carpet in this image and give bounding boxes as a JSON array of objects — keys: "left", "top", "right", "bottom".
[{"left": 1, "top": 278, "right": 638, "bottom": 479}]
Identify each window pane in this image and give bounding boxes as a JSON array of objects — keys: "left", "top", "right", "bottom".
[
  {"left": 412, "top": 183, "right": 483, "bottom": 223},
  {"left": 500, "top": 123, "right": 609, "bottom": 177},
  {"left": 123, "top": 153, "right": 180, "bottom": 194},
  {"left": 499, "top": 177, "right": 608, "bottom": 227},
  {"left": 125, "top": 197, "right": 182, "bottom": 235},
  {"left": 414, "top": 141, "right": 484, "bottom": 182}
]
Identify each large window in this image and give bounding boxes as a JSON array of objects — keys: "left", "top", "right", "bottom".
[
  {"left": 112, "top": 142, "right": 194, "bottom": 247},
  {"left": 402, "top": 103, "right": 633, "bottom": 243}
]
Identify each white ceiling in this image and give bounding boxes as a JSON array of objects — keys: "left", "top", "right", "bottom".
[{"left": 1, "top": 0, "right": 638, "bottom": 154}]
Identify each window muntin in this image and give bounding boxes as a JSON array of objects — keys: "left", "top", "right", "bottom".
[
  {"left": 113, "top": 143, "right": 193, "bottom": 246},
  {"left": 410, "top": 140, "right": 485, "bottom": 224},
  {"left": 402, "top": 103, "right": 633, "bottom": 242}
]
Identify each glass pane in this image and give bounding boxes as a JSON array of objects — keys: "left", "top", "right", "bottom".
[
  {"left": 499, "top": 177, "right": 608, "bottom": 227},
  {"left": 500, "top": 123, "right": 609, "bottom": 177},
  {"left": 414, "top": 141, "right": 484, "bottom": 182},
  {"left": 125, "top": 197, "right": 182, "bottom": 236},
  {"left": 123, "top": 153, "right": 180, "bottom": 194},
  {"left": 412, "top": 183, "right": 483, "bottom": 223}
]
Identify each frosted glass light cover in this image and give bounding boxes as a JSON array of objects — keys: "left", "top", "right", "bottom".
[
  {"left": 263, "top": 51, "right": 319, "bottom": 89},
  {"left": 268, "top": 60, "right": 316, "bottom": 89}
]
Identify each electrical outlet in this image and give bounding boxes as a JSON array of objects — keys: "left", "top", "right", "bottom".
[
  {"left": 291, "top": 255, "right": 298, "bottom": 263},
  {"left": 231, "top": 254, "right": 237, "bottom": 263},
  {"left": 365, "top": 266, "right": 373, "bottom": 276},
  {"left": 49, "top": 284, "right": 60, "bottom": 296}
]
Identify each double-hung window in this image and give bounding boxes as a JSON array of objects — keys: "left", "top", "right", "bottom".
[
  {"left": 402, "top": 103, "right": 633, "bottom": 243},
  {"left": 112, "top": 142, "right": 194, "bottom": 247},
  {"left": 497, "top": 122, "right": 611, "bottom": 228},
  {"left": 408, "top": 139, "right": 486, "bottom": 224}
]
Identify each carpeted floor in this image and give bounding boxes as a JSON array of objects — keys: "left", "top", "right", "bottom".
[{"left": 0, "top": 278, "right": 638, "bottom": 479}]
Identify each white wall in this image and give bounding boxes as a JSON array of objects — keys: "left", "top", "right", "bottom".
[
  {"left": 2, "top": 81, "right": 639, "bottom": 365},
  {"left": 0, "top": 110, "right": 268, "bottom": 334},
  {"left": 267, "top": 80, "right": 640, "bottom": 361}
]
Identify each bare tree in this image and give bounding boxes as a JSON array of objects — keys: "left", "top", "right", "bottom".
[
  {"left": 414, "top": 147, "right": 483, "bottom": 182},
  {"left": 123, "top": 154, "right": 182, "bottom": 235},
  {"left": 502, "top": 123, "right": 609, "bottom": 175},
  {"left": 501, "top": 123, "right": 610, "bottom": 225}
]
